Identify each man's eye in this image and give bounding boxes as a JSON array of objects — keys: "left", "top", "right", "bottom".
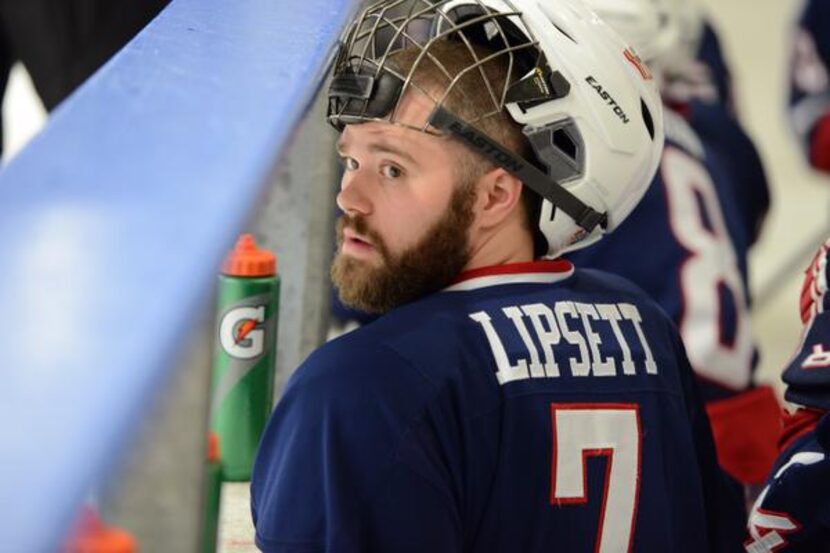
[
  {"left": 341, "top": 157, "right": 359, "bottom": 171},
  {"left": 381, "top": 164, "right": 402, "bottom": 179}
]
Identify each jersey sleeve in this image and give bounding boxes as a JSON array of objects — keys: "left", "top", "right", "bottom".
[
  {"left": 745, "top": 412, "right": 830, "bottom": 552},
  {"left": 250, "top": 340, "right": 462, "bottom": 553}
]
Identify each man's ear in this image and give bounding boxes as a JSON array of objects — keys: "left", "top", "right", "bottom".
[{"left": 474, "top": 167, "right": 525, "bottom": 230}]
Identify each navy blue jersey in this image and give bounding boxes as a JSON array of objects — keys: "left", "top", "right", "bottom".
[
  {"left": 252, "top": 261, "right": 744, "bottom": 552},
  {"left": 745, "top": 412, "right": 830, "bottom": 553},
  {"left": 697, "top": 21, "right": 734, "bottom": 113},
  {"left": 789, "top": 0, "right": 830, "bottom": 171},
  {"left": 784, "top": 310, "right": 830, "bottom": 412},
  {"left": 568, "top": 106, "right": 765, "bottom": 396},
  {"left": 689, "top": 100, "right": 770, "bottom": 244},
  {"left": 566, "top": 106, "right": 776, "bottom": 484},
  {"left": 745, "top": 240, "right": 830, "bottom": 551}
]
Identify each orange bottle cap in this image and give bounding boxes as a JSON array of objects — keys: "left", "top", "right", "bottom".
[
  {"left": 221, "top": 234, "right": 276, "bottom": 277},
  {"left": 64, "top": 508, "right": 137, "bottom": 553},
  {"left": 65, "top": 528, "right": 136, "bottom": 553},
  {"left": 207, "top": 431, "right": 221, "bottom": 462}
]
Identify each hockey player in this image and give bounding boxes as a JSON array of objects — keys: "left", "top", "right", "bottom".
[
  {"left": 251, "top": 1, "right": 745, "bottom": 551},
  {"left": 745, "top": 239, "right": 830, "bottom": 552},
  {"left": 578, "top": 0, "right": 776, "bottom": 488},
  {"left": 790, "top": 0, "right": 830, "bottom": 173},
  {"left": 657, "top": 0, "right": 734, "bottom": 113}
]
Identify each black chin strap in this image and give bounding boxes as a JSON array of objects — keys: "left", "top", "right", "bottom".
[{"left": 428, "top": 107, "right": 606, "bottom": 233}]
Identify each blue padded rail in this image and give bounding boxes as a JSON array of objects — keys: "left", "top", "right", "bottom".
[{"left": 0, "top": 0, "right": 356, "bottom": 549}]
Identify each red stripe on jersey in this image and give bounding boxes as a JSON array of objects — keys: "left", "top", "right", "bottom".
[{"left": 452, "top": 259, "right": 573, "bottom": 284}]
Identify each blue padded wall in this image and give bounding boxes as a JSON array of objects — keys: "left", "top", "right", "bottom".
[{"left": 0, "top": 0, "right": 356, "bottom": 549}]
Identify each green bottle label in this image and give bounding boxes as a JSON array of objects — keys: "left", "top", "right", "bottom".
[{"left": 210, "top": 276, "right": 279, "bottom": 481}]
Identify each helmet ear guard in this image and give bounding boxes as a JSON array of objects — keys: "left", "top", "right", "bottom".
[{"left": 428, "top": 106, "right": 606, "bottom": 233}]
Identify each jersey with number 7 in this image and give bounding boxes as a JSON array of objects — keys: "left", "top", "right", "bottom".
[{"left": 252, "top": 262, "right": 745, "bottom": 552}]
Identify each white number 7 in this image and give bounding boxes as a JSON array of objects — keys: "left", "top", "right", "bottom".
[{"left": 551, "top": 403, "right": 642, "bottom": 553}]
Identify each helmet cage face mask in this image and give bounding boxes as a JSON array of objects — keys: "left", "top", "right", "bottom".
[
  {"left": 327, "top": 0, "right": 607, "bottom": 234},
  {"left": 328, "top": 0, "right": 543, "bottom": 134}
]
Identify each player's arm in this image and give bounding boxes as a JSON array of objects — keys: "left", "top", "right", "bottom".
[
  {"left": 743, "top": 239, "right": 830, "bottom": 551},
  {"left": 250, "top": 342, "right": 461, "bottom": 553},
  {"left": 745, "top": 412, "right": 830, "bottom": 552}
]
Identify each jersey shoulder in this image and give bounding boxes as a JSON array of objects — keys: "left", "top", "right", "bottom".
[
  {"left": 570, "top": 266, "right": 675, "bottom": 317},
  {"left": 252, "top": 326, "right": 445, "bottom": 548},
  {"left": 294, "top": 318, "right": 442, "bottom": 402}
]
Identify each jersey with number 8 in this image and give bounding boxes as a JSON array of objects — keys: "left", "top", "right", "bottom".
[
  {"left": 661, "top": 145, "right": 752, "bottom": 389},
  {"left": 569, "top": 106, "right": 760, "bottom": 396},
  {"left": 567, "top": 102, "right": 777, "bottom": 484}
]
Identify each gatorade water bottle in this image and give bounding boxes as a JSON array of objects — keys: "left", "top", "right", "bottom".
[
  {"left": 210, "top": 234, "right": 280, "bottom": 481},
  {"left": 201, "top": 432, "right": 222, "bottom": 553}
]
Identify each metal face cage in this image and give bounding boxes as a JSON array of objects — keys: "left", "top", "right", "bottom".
[{"left": 327, "top": 0, "right": 544, "bottom": 133}]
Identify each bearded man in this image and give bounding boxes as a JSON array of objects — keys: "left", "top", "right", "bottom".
[{"left": 251, "top": 1, "right": 745, "bottom": 551}]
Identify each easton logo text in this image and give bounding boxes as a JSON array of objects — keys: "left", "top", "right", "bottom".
[
  {"left": 585, "top": 76, "right": 629, "bottom": 124},
  {"left": 448, "top": 120, "right": 525, "bottom": 173}
]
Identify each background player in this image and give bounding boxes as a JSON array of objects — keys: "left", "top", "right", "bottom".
[
  {"left": 251, "top": 0, "right": 745, "bottom": 551},
  {"left": 577, "top": 0, "right": 777, "bottom": 488},
  {"left": 790, "top": 0, "right": 830, "bottom": 174},
  {"left": 658, "top": 0, "right": 734, "bottom": 113},
  {"left": 745, "top": 239, "right": 830, "bottom": 552}
]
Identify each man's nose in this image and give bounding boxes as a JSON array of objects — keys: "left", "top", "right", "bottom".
[{"left": 336, "top": 171, "right": 373, "bottom": 216}]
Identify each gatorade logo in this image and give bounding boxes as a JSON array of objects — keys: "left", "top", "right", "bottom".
[{"left": 220, "top": 306, "right": 266, "bottom": 359}]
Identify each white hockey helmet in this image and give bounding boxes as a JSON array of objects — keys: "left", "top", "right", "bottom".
[{"left": 327, "top": 0, "right": 664, "bottom": 258}]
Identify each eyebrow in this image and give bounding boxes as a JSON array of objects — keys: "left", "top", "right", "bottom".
[
  {"left": 336, "top": 136, "right": 419, "bottom": 167},
  {"left": 369, "top": 142, "right": 418, "bottom": 166}
]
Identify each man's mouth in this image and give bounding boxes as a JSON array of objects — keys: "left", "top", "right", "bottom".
[{"left": 342, "top": 228, "right": 376, "bottom": 256}]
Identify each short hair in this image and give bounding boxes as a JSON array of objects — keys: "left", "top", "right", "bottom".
[{"left": 387, "top": 40, "right": 543, "bottom": 250}]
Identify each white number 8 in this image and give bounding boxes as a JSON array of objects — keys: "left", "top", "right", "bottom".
[{"left": 661, "top": 146, "right": 752, "bottom": 390}]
